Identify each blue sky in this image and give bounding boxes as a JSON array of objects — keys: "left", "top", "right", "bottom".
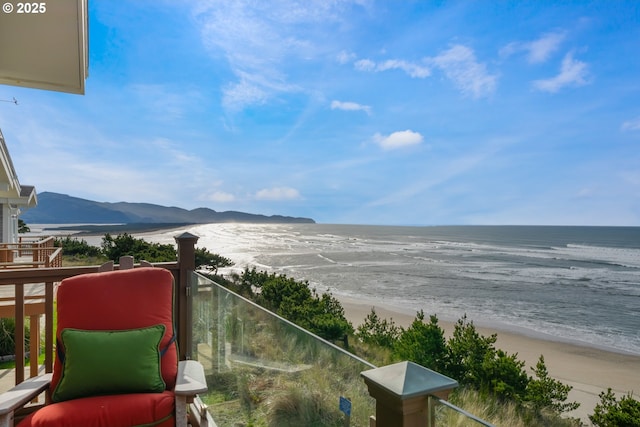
[{"left": 1, "top": 1, "right": 639, "bottom": 226}]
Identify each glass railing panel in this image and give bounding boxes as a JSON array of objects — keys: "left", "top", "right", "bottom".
[
  {"left": 434, "top": 397, "right": 497, "bottom": 427},
  {"left": 190, "top": 271, "right": 376, "bottom": 427}
]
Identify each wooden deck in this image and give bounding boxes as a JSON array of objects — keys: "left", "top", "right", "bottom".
[{"left": 0, "top": 237, "right": 62, "bottom": 269}]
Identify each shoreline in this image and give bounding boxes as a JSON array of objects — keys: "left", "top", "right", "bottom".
[
  {"left": 338, "top": 296, "right": 640, "bottom": 423},
  {"left": 29, "top": 222, "right": 195, "bottom": 235}
]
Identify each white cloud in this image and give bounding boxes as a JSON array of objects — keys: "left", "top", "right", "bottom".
[
  {"left": 533, "top": 52, "right": 590, "bottom": 93},
  {"left": 429, "top": 45, "right": 497, "bottom": 98},
  {"left": 222, "top": 79, "right": 269, "bottom": 111},
  {"left": 193, "top": 1, "right": 365, "bottom": 112},
  {"left": 527, "top": 31, "right": 566, "bottom": 63},
  {"left": 205, "top": 191, "right": 236, "bottom": 203},
  {"left": 337, "top": 50, "right": 356, "bottom": 64},
  {"left": 377, "top": 59, "right": 431, "bottom": 78},
  {"left": 255, "top": 187, "right": 301, "bottom": 200},
  {"left": 621, "top": 117, "right": 640, "bottom": 132},
  {"left": 353, "top": 45, "right": 495, "bottom": 97},
  {"left": 331, "top": 100, "right": 371, "bottom": 114},
  {"left": 500, "top": 31, "right": 566, "bottom": 64},
  {"left": 374, "top": 130, "right": 423, "bottom": 150},
  {"left": 354, "top": 58, "right": 431, "bottom": 78},
  {"left": 354, "top": 59, "right": 375, "bottom": 72}
]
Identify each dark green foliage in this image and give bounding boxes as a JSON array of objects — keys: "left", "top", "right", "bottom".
[
  {"left": 393, "top": 311, "right": 447, "bottom": 373},
  {"left": 590, "top": 388, "right": 640, "bottom": 427},
  {"left": 18, "top": 219, "right": 30, "bottom": 233},
  {"left": 195, "top": 247, "right": 234, "bottom": 273},
  {"left": 481, "top": 349, "right": 529, "bottom": 402},
  {"left": 526, "top": 355, "right": 579, "bottom": 413},
  {"left": 446, "top": 315, "right": 498, "bottom": 386},
  {"left": 101, "top": 233, "right": 177, "bottom": 263},
  {"left": 356, "top": 308, "right": 400, "bottom": 349},
  {"left": 257, "top": 274, "right": 313, "bottom": 312},
  {"left": 0, "top": 318, "right": 29, "bottom": 356},
  {"left": 258, "top": 274, "right": 352, "bottom": 341},
  {"left": 309, "top": 293, "right": 353, "bottom": 341},
  {"left": 227, "top": 268, "right": 353, "bottom": 342},
  {"left": 56, "top": 234, "right": 231, "bottom": 270},
  {"left": 55, "top": 236, "right": 102, "bottom": 257},
  {"left": 228, "top": 267, "right": 272, "bottom": 297},
  {"left": 446, "top": 315, "right": 529, "bottom": 402}
]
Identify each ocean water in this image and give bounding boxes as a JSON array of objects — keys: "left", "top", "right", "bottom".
[{"left": 149, "top": 224, "right": 640, "bottom": 356}]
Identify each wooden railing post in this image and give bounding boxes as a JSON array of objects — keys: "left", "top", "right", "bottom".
[
  {"left": 32, "top": 241, "right": 38, "bottom": 264},
  {"left": 29, "top": 315, "right": 40, "bottom": 378},
  {"left": 361, "top": 361, "right": 458, "bottom": 427},
  {"left": 14, "top": 284, "right": 25, "bottom": 385},
  {"left": 44, "top": 281, "right": 54, "bottom": 374},
  {"left": 174, "top": 232, "right": 199, "bottom": 361}
]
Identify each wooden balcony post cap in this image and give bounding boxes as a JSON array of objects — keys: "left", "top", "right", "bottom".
[
  {"left": 174, "top": 232, "right": 199, "bottom": 244},
  {"left": 361, "top": 361, "right": 458, "bottom": 401}
]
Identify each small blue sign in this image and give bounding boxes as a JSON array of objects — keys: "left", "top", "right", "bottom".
[{"left": 339, "top": 396, "right": 352, "bottom": 416}]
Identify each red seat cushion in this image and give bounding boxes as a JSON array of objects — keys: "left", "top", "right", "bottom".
[
  {"left": 52, "top": 268, "right": 178, "bottom": 392},
  {"left": 17, "top": 391, "right": 175, "bottom": 427},
  {"left": 19, "top": 268, "right": 180, "bottom": 427}
]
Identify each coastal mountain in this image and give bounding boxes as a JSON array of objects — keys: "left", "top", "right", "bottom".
[{"left": 20, "top": 192, "right": 315, "bottom": 224}]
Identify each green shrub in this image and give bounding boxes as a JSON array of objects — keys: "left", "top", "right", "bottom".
[
  {"left": 590, "top": 388, "right": 640, "bottom": 427},
  {"left": 526, "top": 355, "right": 579, "bottom": 413},
  {"left": 393, "top": 310, "right": 447, "bottom": 373},
  {"left": 355, "top": 308, "right": 400, "bottom": 349},
  {"left": 195, "top": 247, "right": 234, "bottom": 273},
  {"left": 236, "top": 269, "right": 353, "bottom": 342},
  {"left": 445, "top": 315, "right": 529, "bottom": 402},
  {"left": 55, "top": 236, "right": 101, "bottom": 257},
  {"left": 101, "top": 233, "right": 177, "bottom": 263}
]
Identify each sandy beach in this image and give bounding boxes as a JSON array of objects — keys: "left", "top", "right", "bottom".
[{"left": 339, "top": 296, "right": 640, "bottom": 424}]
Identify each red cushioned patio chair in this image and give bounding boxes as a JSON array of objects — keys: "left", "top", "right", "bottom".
[{"left": 0, "top": 266, "right": 207, "bottom": 427}]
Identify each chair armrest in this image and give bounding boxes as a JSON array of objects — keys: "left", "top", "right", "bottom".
[
  {"left": 175, "top": 360, "right": 207, "bottom": 396},
  {"left": 0, "top": 373, "right": 52, "bottom": 415}
]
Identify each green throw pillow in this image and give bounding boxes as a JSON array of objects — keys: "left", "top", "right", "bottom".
[{"left": 52, "top": 324, "right": 166, "bottom": 402}]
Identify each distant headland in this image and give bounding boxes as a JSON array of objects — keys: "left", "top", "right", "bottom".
[{"left": 20, "top": 192, "right": 315, "bottom": 226}]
